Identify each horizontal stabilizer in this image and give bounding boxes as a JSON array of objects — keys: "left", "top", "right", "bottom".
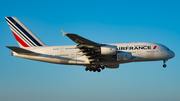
[{"left": 6, "top": 46, "right": 39, "bottom": 55}]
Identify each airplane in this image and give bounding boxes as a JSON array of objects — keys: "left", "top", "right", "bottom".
[{"left": 5, "top": 17, "right": 175, "bottom": 72}]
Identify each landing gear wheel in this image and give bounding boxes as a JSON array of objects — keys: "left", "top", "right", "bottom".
[
  {"left": 93, "top": 69, "right": 96, "bottom": 72},
  {"left": 85, "top": 68, "right": 88, "bottom": 71},
  {"left": 163, "top": 64, "right": 167, "bottom": 68},
  {"left": 97, "top": 69, "right": 101, "bottom": 72},
  {"left": 89, "top": 68, "right": 92, "bottom": 71},
  {"left": 101, "top": 66, "right": 105, "bottom": 70},
  {"left": 163, "top": 60, "right": 167, "bottom": 68}
]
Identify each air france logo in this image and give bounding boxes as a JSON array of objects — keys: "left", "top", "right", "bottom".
[
  {"left": 153, "top": 46, "right": 157, "bottom": 49},
  {"left": 117, "top": 45, "right": 157, "bottom": 50}
]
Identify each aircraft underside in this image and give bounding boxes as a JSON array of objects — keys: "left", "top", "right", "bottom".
[{"left": 12, "top": 51, "right": 169, "bottom": 72}]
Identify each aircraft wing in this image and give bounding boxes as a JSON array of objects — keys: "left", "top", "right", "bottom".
[
  {"left": 61, "top": 30, "right": 99, "bottom": 46},
  {"left": 6, "top": 46, "right": 39, "bottom": 55},
  {"left": 61, "top": 30, "right": 117, "bottom": 63}
]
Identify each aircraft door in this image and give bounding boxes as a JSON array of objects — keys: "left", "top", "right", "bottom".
[
  {"left": 71, "top": 53, "right": 75, "bottom": 58},
  {"left": 160, "top": 48, "right": 164, "bottom": 54},
  {"left": 68, "top": 53, "right": 77, "bottom": 64},
  {"left": 60, "top": 47, "right": 64, "bottom": 52},
  {"left": 137, "top": 51, "right": 141, "bottom": 55}
]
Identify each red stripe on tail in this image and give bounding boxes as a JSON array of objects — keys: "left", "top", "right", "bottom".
[{"left": 12, "top": 31, "right": 29, "bottom": 47}]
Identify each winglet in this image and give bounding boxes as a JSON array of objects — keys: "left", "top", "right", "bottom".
[{"left": 61, "top": 30, "right": 68, "bottom": 37}]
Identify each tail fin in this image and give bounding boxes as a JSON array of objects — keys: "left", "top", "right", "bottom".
[{"left": 5, "top": 17, "right": 46, "bottom": 47}]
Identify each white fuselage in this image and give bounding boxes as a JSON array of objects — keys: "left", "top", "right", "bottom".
[
  {"left": 12, "top": 42, "right": 175, "bottom": 67},
  {"left": 5, "top": 17, "right": 175, "bottom": 70}
]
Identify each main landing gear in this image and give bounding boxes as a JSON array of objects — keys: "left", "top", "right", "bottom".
[
  {"left": 163, "top": 60, "right": 167, "bottom": 68},
  {"left": 85, "top": 65, "right": 105, "bottom": 72}
]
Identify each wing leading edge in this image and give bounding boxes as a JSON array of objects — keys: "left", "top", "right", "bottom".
[{"left": 61, "top": 30, "right": 99, "bottom": 46}]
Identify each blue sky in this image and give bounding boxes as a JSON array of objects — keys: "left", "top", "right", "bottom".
[{"left": 0, "top": 0, "right": 180, "bottom": 101}]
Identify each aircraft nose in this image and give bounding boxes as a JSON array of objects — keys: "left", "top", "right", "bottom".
[
  {"left": 172, "top": 51, "right": 175, "bottom": 57},
  {"left": 169, "top": 50, "right": 175, "bottom": 59}
]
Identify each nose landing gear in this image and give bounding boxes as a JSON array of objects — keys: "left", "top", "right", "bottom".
[
  {"left": 163, "top": 60, "right": 167, "bottom": 68},
  {"left": 163, "top": 64, "right": 167, "bottom": 68}
]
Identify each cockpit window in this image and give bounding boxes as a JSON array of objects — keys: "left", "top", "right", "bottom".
[{"left": 167, "top": 48, "right": 170, "bottom": 50}]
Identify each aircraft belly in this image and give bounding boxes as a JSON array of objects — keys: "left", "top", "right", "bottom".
[
  {"left": 60, "top": 59, "right": 70, "bottom": 64},
  {"left": 75, "top": 56, "right": 90, "bottom": 65},
  {"left": 13, "top": 53, "right": 60, "bottom": 64}
]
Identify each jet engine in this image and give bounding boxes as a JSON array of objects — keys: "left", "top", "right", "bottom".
[
  {"left": 116, "top": 52, "right": 132, "bottom": 61},
  {"left": 100, "top": 45, "right": 117, "bottom": 55}
]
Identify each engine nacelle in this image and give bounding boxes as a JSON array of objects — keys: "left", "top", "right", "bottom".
[
  {"left": 117, "top": 52, "right": 132, "bottom": 61},
  {"left": 101, "top": 45, "right": 117, "bottom": 55}
]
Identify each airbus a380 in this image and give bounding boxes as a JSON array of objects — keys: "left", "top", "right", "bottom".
[{"left": 5, "top": 17, "right": 175, "bottom": 72}]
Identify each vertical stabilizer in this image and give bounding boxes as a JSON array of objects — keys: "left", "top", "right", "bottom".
[{"left": 5, "top": 17, "right": 46, "bottom": 47}]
